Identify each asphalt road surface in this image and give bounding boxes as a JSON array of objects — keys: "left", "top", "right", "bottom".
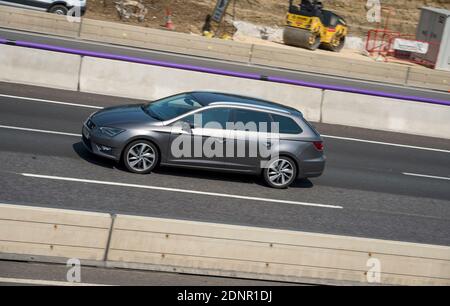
[
  {"left": 0, "top": 82, "right": 449, "bottom": 246},
  {"left": 0, "top": 27, "right": 449, "bottom": 103},
  {"left": 0, "top": 261, "right": 299, "bottom": 286},
  {"left": 0, "top": 260, "right": 293, "bottom": 286}
]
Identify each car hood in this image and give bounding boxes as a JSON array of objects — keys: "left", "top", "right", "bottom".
[{"left": 91, "top": 104, "right": 159, "bottom": 128}]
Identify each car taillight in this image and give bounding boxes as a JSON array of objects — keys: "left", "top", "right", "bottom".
[{"left": 313, "top": 141, "right": 324, "bottom": 151}]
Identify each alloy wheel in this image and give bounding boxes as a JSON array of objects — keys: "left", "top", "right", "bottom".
[
  {"left": 127, "top": 143, "right": 156, "bottom": 172},
  {"left": 267, "top": 158, "right": 295, "bottom": 187}
]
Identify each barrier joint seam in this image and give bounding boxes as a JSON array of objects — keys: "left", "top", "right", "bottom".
[{"left": 103, "top": 214, "right": 116, "bottom": 262}]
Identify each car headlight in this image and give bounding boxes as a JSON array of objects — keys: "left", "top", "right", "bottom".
[{"left": 99, "top": 127, "right": 125, "bottom": 137}]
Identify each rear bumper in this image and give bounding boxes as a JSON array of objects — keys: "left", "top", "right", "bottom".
[{"left": 299, "top": 155, "right": 326, "bottom": 178}]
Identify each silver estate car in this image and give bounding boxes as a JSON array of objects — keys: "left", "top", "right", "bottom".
[{"left": 82, "top": 92, "right": 326, "bottom": 189}]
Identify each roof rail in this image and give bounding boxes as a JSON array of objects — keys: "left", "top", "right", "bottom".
[{"left": 209, "top": 101, "right": 292, "bottom": 114}]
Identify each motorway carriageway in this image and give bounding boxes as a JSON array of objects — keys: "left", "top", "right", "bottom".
[{"left": 0, "top": 82, "right": 449, "bottom": 246}]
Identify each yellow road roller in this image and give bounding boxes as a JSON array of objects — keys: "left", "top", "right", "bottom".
[{"left": 283, "top": 0, "right": 348, "bottom": 51}]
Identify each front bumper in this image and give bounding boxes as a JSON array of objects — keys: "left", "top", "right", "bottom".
[{"left": 82, "top": 124, "right": 122, "bottom": 161}]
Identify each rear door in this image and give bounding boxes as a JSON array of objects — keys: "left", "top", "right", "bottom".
[{"left": 227, "top": 108, "right": 273, "bottom": 171}]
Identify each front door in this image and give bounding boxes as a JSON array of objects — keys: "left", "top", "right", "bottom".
[{"left": 166, "top": 107, "right": 233, "bottom": 169}]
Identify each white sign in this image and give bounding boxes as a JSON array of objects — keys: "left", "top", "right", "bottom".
[{"left": 393, "top": 38, "right": 429, "bottom": 54}]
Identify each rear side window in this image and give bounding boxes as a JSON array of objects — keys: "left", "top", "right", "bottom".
[
  {"left": 233, "top": 109, "right": 272, "bottom": 132},
  {"left": 271, "top": 114, "right": 302, "bottom": 134},
  {"left": 183, "top": 108, "right": 232, "bottom": 129}
]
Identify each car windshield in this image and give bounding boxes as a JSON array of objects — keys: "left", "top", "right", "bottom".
[{"left": 143, "top": 94, "right": 202, "bottom": 121}]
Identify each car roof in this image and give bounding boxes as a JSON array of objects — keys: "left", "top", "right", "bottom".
[{"left": 190, "top": 91, "right": 303, "bottom": 116}]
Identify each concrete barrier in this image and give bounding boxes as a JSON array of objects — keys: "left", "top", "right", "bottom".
[
  {"left": 1, "top": 204, "right": 448, "bottom": 285},
  {"left": 251, "top": 45, "right": 410, "bottom": 85},
  {"left": 321, "top": 90, "right": 450, "bottom": 139},
  {"left": 107, "top": 215, "right": 450, "bottom": 285},
  {"left": 0, "top": 204, "right": 111, "bottom": 261},
  {"left": 407, "top": 67, "right": 450, "bottom": 92},
  {"left": 79, "top": 56, "right": 323, "bottom": 122},
  {"left": 0, "top": 44, "right": 81, "bottom": 90},
  {"left": 80, "top": 19, "right": 252, "bottom": 63},
  {"left": 0, "top": 5, "right": 80, "bottom": 38}
]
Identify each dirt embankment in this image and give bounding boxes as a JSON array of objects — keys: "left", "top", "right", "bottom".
[{"left": 86, "top": 0, "right": 450, "bottom": 38}]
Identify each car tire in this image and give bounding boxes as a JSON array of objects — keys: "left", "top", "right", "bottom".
[
  {"left": 123, "top": 140, "right": 159, "bottom": 174},
  {"left": 49, "top": 5, "right": 69, "bottom": 15},
  {"left": 263, "top": 156, "right": 297, "bottom": 189}
]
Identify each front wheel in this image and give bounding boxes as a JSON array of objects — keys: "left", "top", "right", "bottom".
[
  {"left": 263, "top": 157, "right": 297, "bottom": 189},
  {"left": 123, "top": 140, "right": 159, "bottom": 174}
]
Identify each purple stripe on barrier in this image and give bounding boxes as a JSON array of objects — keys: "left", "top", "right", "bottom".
[
  {"left": 1, "top": 38, "right": 449, "bottom": 106},
  {"left": 267, "top": 76, "right": 450, "bottom": 106},
  {"left": 13, "top": 40, "right": 262, "bottom": 80}
]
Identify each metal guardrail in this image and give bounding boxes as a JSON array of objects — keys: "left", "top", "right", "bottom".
[{"left": 0, "top": 38, "right": 449, "bottom": 106}]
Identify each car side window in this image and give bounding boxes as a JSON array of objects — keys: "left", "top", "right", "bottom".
[
  {"left": 232, "top": 109, "right": 272, "bottom": 132},
  {"left": 271, "top": 114, "right": 303, "bottom": 134},
  {"left": 182, "top": 108, "right": 232, "bottom": 129}
]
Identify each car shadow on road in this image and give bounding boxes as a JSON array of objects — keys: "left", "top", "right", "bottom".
[
  {"left": 72, "top": 142, "right": 118, "bottom": 170},
  {"left": 73, "top": 141, "right": 314, "bottom": 189},
  {"left": 153, "top": 166, "right": 258, "bottom": 185},
  {"left": 153, "top": 166, "right": 314, "bottom": 189}
]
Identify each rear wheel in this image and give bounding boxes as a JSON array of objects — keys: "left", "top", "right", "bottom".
[
  {"left": 263, "top": 157, "right": 297, "bottom": 189},
  {"left": 123, "top": 140, "right": 159, "bottom": 174},
  {"left": 49, "top": 5, "right": 69, "bottom": 15}
]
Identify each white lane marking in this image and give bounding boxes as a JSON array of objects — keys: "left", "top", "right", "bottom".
[
  {"left": 0, "top": 94, "right": 103, "bottom": 109},
  {"left": 0, "top": 277, "right": 111, "bottom": 286},
  {"left": 322, "top": 134, "right": 450, "bottom": 154},
  {"left": 403, "top": 172, "right": 450, "bottom": 181},
  {"left": 1, "top": 94, "right": 448, "bottom": 154},
  {"left": 20, "top": 173, "right": 343, "bottom": 209},
  {"left": 0, "top": 125, "right": 80, "bottom": 137}
]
